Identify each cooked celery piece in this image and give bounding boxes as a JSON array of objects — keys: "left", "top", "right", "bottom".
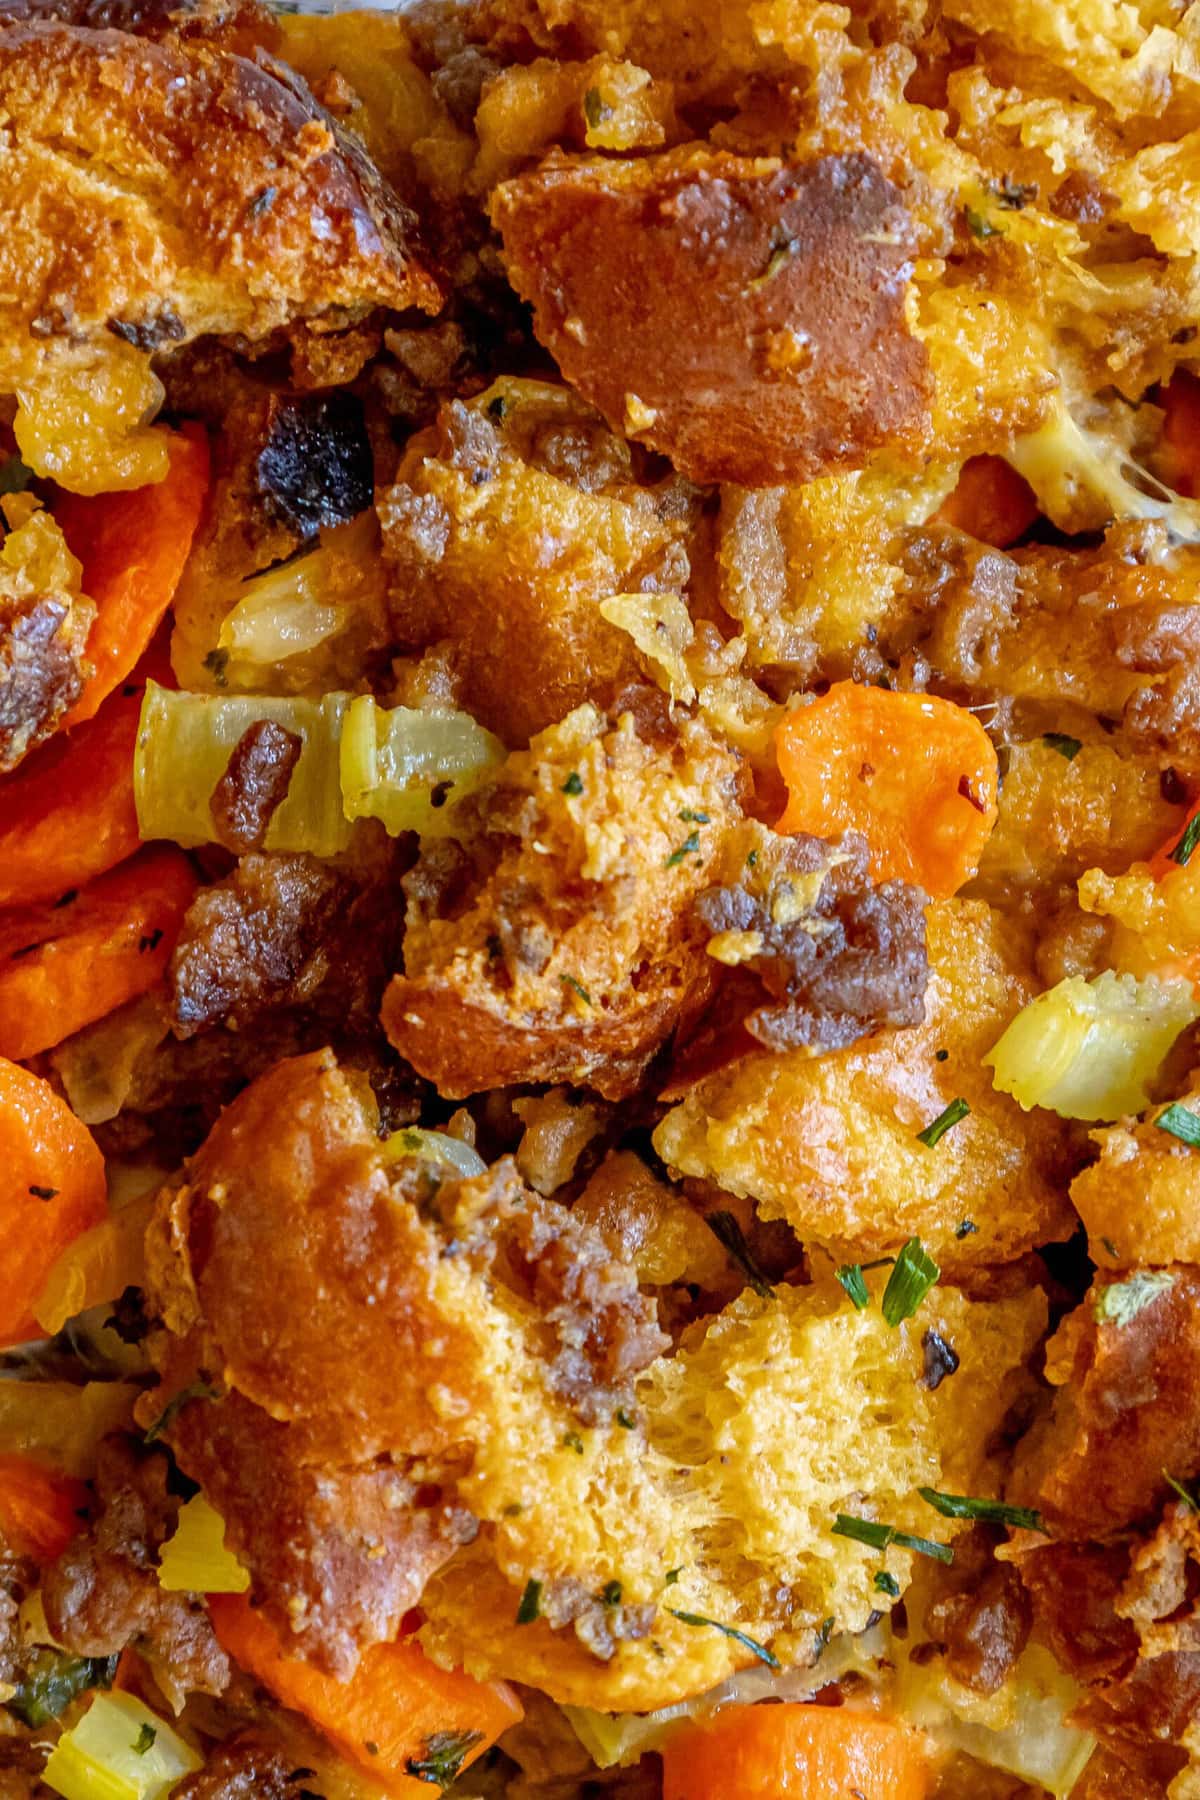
[
  {"left": 339, "top": 694, "right": 503, "bottom": 837},
  {"left": 382, "top": 1127, "right": 487, "bottom": 1180},
  {"left": 134, "top": 683, "right": 351, "bottom": 858},
  {"left": 157, "top": 1494, "right": 249, "bottom": 1595},
  {"left": 218, "top": 560, "right": 348, "bottom": 665},
  {"left": 985, "top": 970, "right": 1200, "bottom": 1121},
  {"left": 42, "top": 1692, "right": 201, "bottom": 1800}
]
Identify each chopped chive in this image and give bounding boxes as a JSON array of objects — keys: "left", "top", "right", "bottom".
[
  {"left": 873, "top": 1570, "right": 901, "bottom": 1597},
  {"left": 836, "top": 1265, "right": 870, "bottom": 1310},
  {"left": 599, "top": 1580, "right": 622, "bottom": 1607},
  {"left": 679, "top": 808, "right": 710, "bottom": 823},
  {"left": 964, "top": 205, "right": 1003, "bottom": 238},
  {"left": 881, "top": 1238, "right": 940, "bottom": 1327},
  {"left": 515, "top": 1578, "right": 543, "bottom": 1625},
  {"left": 144, "top": 1378, "right": 222, "bottom": 1445},
  {"left": 561, "top": 973, "right": 592, "bottom": 1006},
  {"left": 615, "top": 1406, "right": 636, "bottom": 1429},
  {"left": 1164, "top": 1470, "right": 1199, "bottom": 1511},
  {"left": 1170, "top": 813, "right": 1200, "bottom": 867},
  {"left": 668, "top": 1610, "right": 780, "bottom": 1670},
  {"left": 1157, "top": 1103, "right": 1200, "bottom": 1147},
  {"left": 1100, "top": 1235, "right": 1119, "bottom": 1258},
  {"left": 705, "top": 1211, "right": 774, "bottom": 1298},
  {"left": 916, "top": 1098, "right": 970, "bottom": 1148},
  {"left": 918, "top": 1488, "right": 1046, "bottom": 1533},
  {"left": 562, "top": 771, "right": 584, "bottom": 796},
  {"left": 813, "top": 1616, "right": 835, "bottom": 1656},
  {"left": 562, "top": 1431, "right": 584, "bottom": 1454},
  {"left": 831, "top": 1513, "right": 953, "bottom": 1565},
  {"left": 582, "top": 87, "right": 612, "bottom": 128},
  {"left": 664, "top": 1567, "right": 682, "bottom": 1586},
  {"left": 1043, "top": 732, "right": 1081, "bottom": 760},
  {"left": 665, "top": 831, "right": 701, "bottom": 869}
]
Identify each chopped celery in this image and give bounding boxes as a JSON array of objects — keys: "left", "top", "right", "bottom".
[
  {"left": 382, "top": 1127, "right": 487, "bottom": 1180},
  {"left": 42, "top": 1692, "right": 201, "bottom": 1800},
  {"left": 339, "top": 695, "right": 503, "bottom": 838},
  {"left": 985, "top": 969, "right": 1200, "bottom": 1121},
  {"left": 157, "top": 1494, "right": 249, "bottom": 1595},
  {"left": 134, "top": 683, "right": 351, "bottom": 858}
]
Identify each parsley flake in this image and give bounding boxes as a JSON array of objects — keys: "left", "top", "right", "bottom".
[
  {"left": 132, "top": 1724, "right": 157, "bottom": 1756},
  {"left": 562, "top": 771, "right": 584, "bottom": 796},
  {"left": 668, "top": 1610, "right": 780, "bottom": 1669},
  {"left": 563, "top": 1431, "right": 584, "bottom": 1454},
  {"left": 917, "top": 1098, "right": 970, "bottom": 1147},
  {"left": 1157, "top": 1103, "right": 1200, "bottom": 1148},
  {"left": 516, "top": 1578, "right": 543, "bottom": 1625},
  {"left": 665, "top": 831, "right": 701, "bottom": 869},
  {"left": 881, "top": 1238, "right": 940, "bottom": 1327},
  {"left": 600, "top": 1580, "right": 622, "bottom": 1607},
  {"left": 664, "top": 1567, "right": 682, "bottom": 1586},
  {"left": 405, "top": 1728, "right": 485, "bottom": 1790},
  {"left": 964, "top": 205, "right": 1004, "bottom": 238},
  {"left": 1043, "top": 732, "right": 1082, "bottom": 760},
  {"left": 615, "top": 1406, "right": 637, "bottom": 1429}
]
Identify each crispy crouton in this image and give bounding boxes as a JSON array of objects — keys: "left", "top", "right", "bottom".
[
  {"left": 0, "top": 19, "right": 439, "bottom": 489},
  {"left": 654, "top": 899, "right": 1077, "bottom": 1271},
  {"left": 1073, "top": 1088, "right": 1200, "bottom": 1271},
  {"left": 491, "top": 146, "right": 931, "bottom": 488},
  {"left": 383, "top": 699, "right": 745, "bottom": 1099}
]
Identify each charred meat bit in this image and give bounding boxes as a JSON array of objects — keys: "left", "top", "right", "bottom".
[
  {"left": 492, "top": 148, "right": 931, "bottom": 487},
  {"left": 921, "top": 1328, "right": 960, "bottom": 1390},
  {"left": 0, "top": 591, "right": 90, "bottom": 772},
  {"left": 925, "top": 1525, "right": 1031, "bottom": 1696},
  {"left": 170, "top": 1733, "right": 296, "bottom": 1800},
  {"left": 208, "top": 720, "right": 303, "bottom": 855},
  {"left": 255, "top": 391, "right": 374, "bottom": 535}
]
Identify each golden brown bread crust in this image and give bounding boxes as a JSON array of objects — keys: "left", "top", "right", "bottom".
[
  {"left": 0, "top": 19, "right": 441, "bottom": 440},
  {"left": 0, "top": 0, "right": 276, "bottom": 54},
  {"left": 491, "top": 146, "right": 931, "bottom": 487}
]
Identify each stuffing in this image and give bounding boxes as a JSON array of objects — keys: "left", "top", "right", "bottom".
[
  {"left": 655, "top": 898, "right": 1077, "bottom": 1272},
  {"left": 1010, "top": 1269, "right": 1200, "bottom": 1539},
  {"left": 0, "top": 17, "right": 439, "bottom": 491},
  {"left": 379, "top": 378, "right": 699, "bottom": 745},
  {"left": 491, "top": 145, "right": 932, "bottom": 488},
  {"left": 382, "top": 697, "right": 745, "bottom": 1099},
  {"left": 1072, "top": 1089, "right": 1200, "bottom": 1271},
  {"left": 0, "top": 496, "right": 94, "bottom": 771}
]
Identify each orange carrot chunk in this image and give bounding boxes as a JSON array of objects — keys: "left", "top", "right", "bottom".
[
  {"left": 54, "top": 424, "right": 209, "bottom": 730},
  {"left": 210, "top": 1595, "right": 523, "bottom": 1798},
  {"left": 0, "top": 1058, "right": 108, "bottom": 1346},
  {"left": 933, "top": 453, "right": 1038, "bottom": 548},
  {"left": 660, "top": 1702, "right": 929, "bottom": 1800},
  {"left": 0, "top": 1455, "right": 88, "bottom": 1560},
  {"left": 0, "top": 845, "right": 196, "bottom": 1061},
  {"left": 775, "top": 682, "right": 999, "bottom": 898},
  {"left": 0, "top": 689, "right": 142, "bottom": 910}
]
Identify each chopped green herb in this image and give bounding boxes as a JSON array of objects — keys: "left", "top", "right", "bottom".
[
  {"left": 599, "top": 1580, "right": 622, "bottom": 1607},
  {"left": 582, "top": 87, "right": 612, "bottom": 129},
  {"left": 0, "top": 455, "right": 33, "bottom": 497},
  {"left": 615, "top": 1406, "right": 637, "bottom": 1429},
  {"left": 873, "top": 1570, "right": 901, "bottom": 1598},
  {"left": 202, "top": 647, "right": 229, "bottom": 688},
  {"left": 746, "top": 849, "right": 759, "bottom": 868},
  {"left": 916, "top": 1098, "right": 970, "bottom": 1148},
  {"left": 1095, "top": 1270, "right": 1175, "bottom": 1327},
  {"left": 679, "top": 808, "right": 710, "bottom": 824},
  {"left": 813, "top": 1617, "right": 835, "bottom": 1657},
  {"left": 954, "top": 1219, "right": 978, "bottom": 1240},
  {"left": 405, "top": 1728, "right": 485, "bottom": 1789},
  {"left": 7, "top": 1651, "right": 118, "bottom": 1728},
  {"left": 1043, "top": 732, "right": 1082, "bottom": 761},
  {"left": 1100, "top": 1236, "right": 1119, "bottom": 1258},
  {"left": 705, "top": 1211, "right": 774, "bottom": 1298},
  {"left": 516, "top": 1579, "right": 543, "bottom": 1625},
  {"left": 563, "top": 1431, "right": 584, "bottom": 1454},
  {"left": 561, "top": 974, "right": 592, "bottom": 1006},
  {"left": 665, "top": 831, "right": 701, "bottom": 869},
  {"left": 668, "top": 1610, "right": 780, "bottom": 1669},
  {"left": 964, "top": 205, "right": 1004, "bottom": 238},
  {"left": 144, "top": 1378, "right": 223, "bottom": 1444},
  {"left": 918, "top": 1488, "right": 1046, "bottom": 1533},
  {"left": 1157, "top": 1103, "right": 1200, "bottom": 1147},
  {"left": 132, "top": 1724, "right": 157, "bottom": 1756},
  {"left": 881, "top": 1238, "right": 940, "bottom": 1328},
  {"left": 831, "top": 1513, "right": 953, "bottom": 1565},
  {"left": 562, "top": 771, "right": 584, "bottom": 796},
  {"left": 993, "top": 175, "right": 1039, "bottom": 209},
  {"left": 664, "top": 1567, "right": 682, "bottom": 1586},
  {"left": 836, "top": 1264, "right": 870, "bottom": 1310},
  {"left": 1170, "top": 813, "right": 1200, "bottom": 867},
  {"left": 1165, "top": 1470, "right": 1199, "bottom": 1511}
]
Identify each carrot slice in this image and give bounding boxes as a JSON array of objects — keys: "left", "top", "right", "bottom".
[
  {"left": 775, "top": 683, "right": 999, "bottom": 897},
  {"left": 661, "top": 1702, "right": 929, "bottom": 1800},
  {"left": 933, "top": 453, "right": 1038, "bottom": 547},
  {"left": 0, "top": 1058, "right": 108, "bottom": 1346},
  {"left": 53, "top": 424, "right": 209, "bottom": 729},
  {"left": 210, "top": 1595, "right": 523, "bottom": 1798},
  {"left": 0, "top": 1455, "right": 88, "bottom": 1560},
  {"left": 0, "top": 846, "right": 196, "bottom": 1061},
  {"left": 0, "top": 690, "right": 142, "bottom": 910}
]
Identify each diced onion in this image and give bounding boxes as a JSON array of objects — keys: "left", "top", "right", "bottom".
[
  {"left": 382, "top": 1127, "right": 487, "bottom": 1180},
  {"left": 157, "top": 1495, "right": 249, "bottom": 1596},
  {"left": 42, "top": 1693, "right": 202, "bottom": 1800},
  {"left": 36, "top": 1192, "right": 155, "bottom": 1338},
  {"left": 985, "top": 969, "right": 1200, "bottom": 1121},
  {"left": 134, "top": 683, "right": 351, "bottom": 859},
  {"left": 339, "top": 695, "right": 504, "bottom": 838}
]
